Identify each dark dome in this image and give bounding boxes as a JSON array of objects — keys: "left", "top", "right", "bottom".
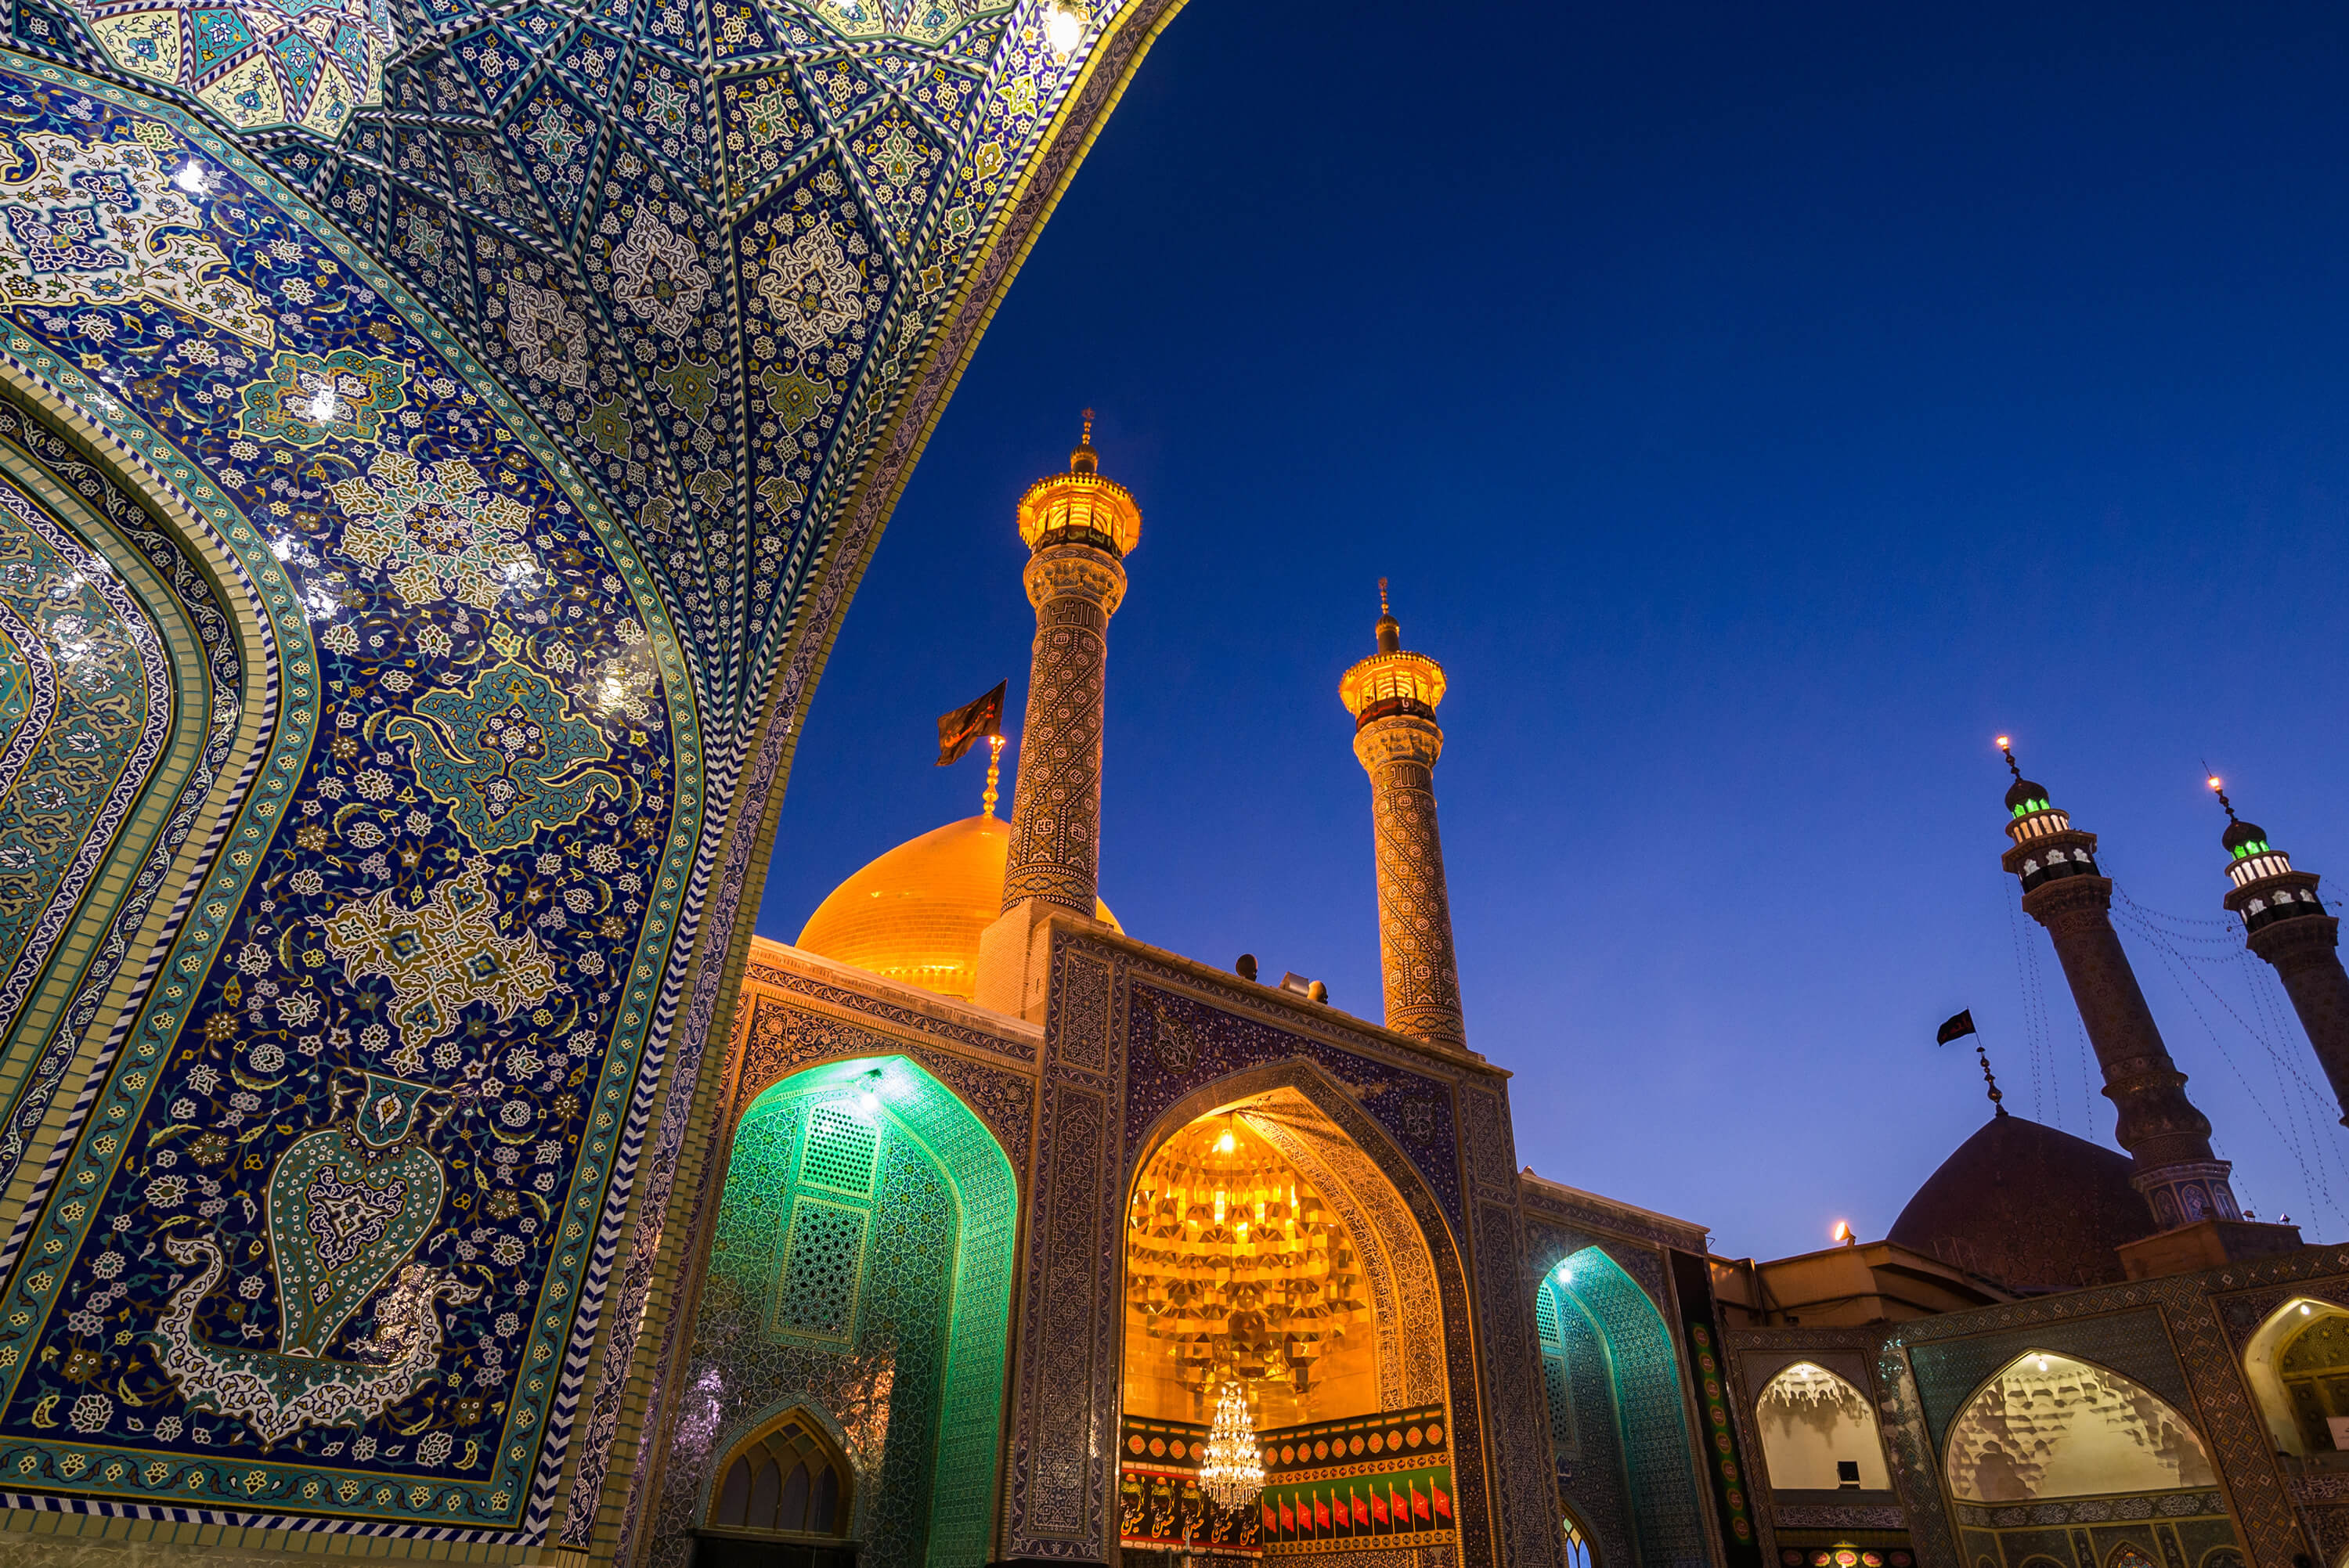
[
  {"left": 2004, "top": 777, "right": 2051, "bottom": 813},
  {"left": 2223, "top": 817, "right": 2269, "bottom": 853},
  {"left": 1889, "top": 1114, "right": 2153, "bottom": 1293}
]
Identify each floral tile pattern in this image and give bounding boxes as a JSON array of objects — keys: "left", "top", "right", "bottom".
[{"left": 0, "top": 57, "right": 705, "bottom": 1537}]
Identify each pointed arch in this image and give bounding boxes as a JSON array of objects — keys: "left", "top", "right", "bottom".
[
  {"left": 1753, "top": 1361, "right": 1890, "bottom": 1491},
  {"left": 1943, "top": 1350, "right": 2216, "bottom": 1502},
  {"left": 1539, "top": 1245, "right": 1709, "bottom": 1568},
  {"left": 2241, "top": 1295, "right": 2349, "bottom": 1458},
  {"left": 709, "top": 1406, "right": 855, "bottom": 1537},
  {"left": 1117, "top": 1054, "right": 1484, "bottom": 1563},
  {"left": 665, "top": 1054, "right": 1018, "bottom": 1568}
]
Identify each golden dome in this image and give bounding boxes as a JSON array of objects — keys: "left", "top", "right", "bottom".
[{"left": 796, "top": 815, "right": 1120, "bottom": 1001}]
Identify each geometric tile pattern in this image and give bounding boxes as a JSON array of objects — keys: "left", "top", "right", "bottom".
[
  {"left": 1545, "top": 1274, "right": 1635, "bottom": 1568},
  {"left": 648, "top": 1054, "right": 1016, "bottom": 1568},
  {"left": 600, "top": 957, "right": 1036, "bottom": 1563},
  {"left": 1549, "top": 1246, "right": 1712, "bottom": 1568}
]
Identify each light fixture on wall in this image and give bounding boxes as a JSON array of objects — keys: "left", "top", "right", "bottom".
[
  {"left": 1043, "top": 0, "right": 1084, "bottom": 55},
  {"left": 1198, "top": 1380, "right": 1265, "bottom": 1509}
]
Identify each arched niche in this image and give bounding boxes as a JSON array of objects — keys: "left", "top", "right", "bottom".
[
  {"left": 711, "top": 1407, "right": 854, "bottom": 1537},
  {"left": 0, "top": 377, "right": 274, "bottom": 1193},
  {"left": 1537, "top": 1246, "right": 1709, "bottom": 1568},
  {"left": 1753, "top": 1361, "right": 1891, "bottom": 1491},
  {"left": 654, "top": 1054, "right": 1017, "bottom": 1568},
  {"left": 2241, "top": 1295, "right": 2349, "bottom": 1459},
  {"left": 1117, "top": 1065, "right": 1472, "bottom": 1566},
  {"left": 1943, "top": 1350, "right": 2217, "bottom": 1503}
]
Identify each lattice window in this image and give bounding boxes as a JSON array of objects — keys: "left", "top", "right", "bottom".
[
  {"left": 775, "top": 1198, "right": 864, "bottom": 1340},
  {"left": 1537, "top": 1281, "right": 1578, "bottom": 1454},
  {"left": 799, "top": 1101, "right": 879, "bottom": 1195}
]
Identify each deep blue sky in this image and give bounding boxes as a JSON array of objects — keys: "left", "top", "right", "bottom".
[{"left": 758, "top": 1, "right": 2349, "bottom": 1262}]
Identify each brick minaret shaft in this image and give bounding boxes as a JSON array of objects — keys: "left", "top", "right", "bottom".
[
  {"left": 999, "top": 413, "right": 1139, "bottom": 917},
  {"left": 1340, "top": 586, "right": 1465, "bottom": 1047},
  {"left": 1997, "top": 746, "right": 2243, "bottom": 1230},
  {"left": 2210, "top": 780, "right": 2349, "bottom": 1126}
]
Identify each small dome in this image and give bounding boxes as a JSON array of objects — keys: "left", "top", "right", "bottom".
[
  {"left": 796, "top": 816, "right": 1120, "bottom": 1001},
  {"left": 2004, "top": 777, "right": 2051, "bottom": 813},
  {"left": 1889, "top": 1114, "right": 2153, "bottom": 1292},
  {"left": 2223, "top": 816, "right": 2269, "bottom": 854}
]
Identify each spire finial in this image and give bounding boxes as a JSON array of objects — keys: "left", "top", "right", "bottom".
[
  {"left": 1977, "top": 1044, "right": 2008, "bottom": 1117},
  {"left": 1069, "top": 409, "right": 1099, "bottom": 474},
  {"left": 1081, "top": 408, "right": 1094, "bottom": 445},
  {"left": 1378, "top": 577, "right": 1389, "bottom": 616},
  {"left": 2205, "top": 765, "right": 2238, "bottom": 822},
  {"left": 1997, "top": 734, "right": 2021, "bottom": 780},
  {"left": 981, "top": 734, "right": 1005, "bottom": 818},
  {"left": 1373, "top": 577, "right": 1400, "bottom": 654}
]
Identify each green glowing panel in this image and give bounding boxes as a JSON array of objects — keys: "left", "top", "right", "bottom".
[
  {"left": 662, "top": 1056, "right": 1018, "bottom": 1568},
  {"left": 803, "top": 1101, "right": 882, "bottom": 1195},
  {"left": 1553, "top": 1251, "right": 1710, "bottom": 1568},
  {"left": 776, "top": 1199, "right": 865, "bottom": 1341}
]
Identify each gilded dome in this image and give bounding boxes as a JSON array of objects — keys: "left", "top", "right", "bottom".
[{"left": 796, "top": 815, "right": 1120, "bottom": 1000}]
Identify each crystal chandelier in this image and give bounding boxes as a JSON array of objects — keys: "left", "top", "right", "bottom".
[{"left": 1197, "top": 1379, "right": 1266, "bottom": 1509}]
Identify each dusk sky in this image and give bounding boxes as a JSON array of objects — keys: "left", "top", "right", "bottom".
[{"left": 756, "top": 1, "right": 2349, "bottom": 1263}]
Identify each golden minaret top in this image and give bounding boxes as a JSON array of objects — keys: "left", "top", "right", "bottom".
[
  {"left": 1339, "top": 578, "right": 1447, "bottom": 723},
  {"left": 1014, "top": 409, "right": 1142, "bottom": 556}
]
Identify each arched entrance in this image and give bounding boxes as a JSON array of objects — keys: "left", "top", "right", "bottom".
[
  {"left": 2241, "top": 1296, "right": 2349, "bottom": 1461},
  {"left": 1535, "top": 1247, "right": 1709, "bottom": 1568},
  {"left": 1117, "top": 1084, "right": 1460, "bottom": 1566},
  {"left": 648, "top": 1055, "right": 1017, "bottom": 1568}
]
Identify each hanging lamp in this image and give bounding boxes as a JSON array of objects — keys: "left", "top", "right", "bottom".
[{"left": 1197, "top": 1379, "right": 1266, "bottom": 1509}]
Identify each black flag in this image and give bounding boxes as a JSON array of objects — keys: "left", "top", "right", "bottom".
[
  {"left": 1936, "top": 1009, "right": 1977, "bottom": 1046},
  {"left": 936, "top": 680, "right": 1006, "bottom": 766}
]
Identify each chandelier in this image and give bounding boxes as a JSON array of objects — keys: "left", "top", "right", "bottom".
[
  {"left": 1124, "top": 1115, "right": 1371, "bottom": 1402},
  {"left": 1197, "top": 1380, "right": 1266, "bottom": 1509}
]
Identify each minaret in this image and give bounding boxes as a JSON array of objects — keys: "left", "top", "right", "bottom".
[
  {"left": 1995, "top": 741, "right": 2242, "bottom": 1231},
  {"left": 973, "top": 414, "right": 1139, "bottom": 1019},
  {"left": 1340, "top": 585, "right": 1465, "bottom": 1047},
  {"left": 2211, "top": 777, "right": 2349, "bottom": 1126}
]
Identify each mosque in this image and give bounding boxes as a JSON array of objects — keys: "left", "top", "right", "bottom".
[
  {"left": 0, "top": 0, "right": 2324, "bottom": 1561},
  {"left": 617, "top": 427, "right": 2349, "bottom": 1568}
]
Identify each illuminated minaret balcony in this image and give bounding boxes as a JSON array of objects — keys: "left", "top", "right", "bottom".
[
  {"left": 2001, "top": 775, "right": 2100, "bottom": 892},
  {"left": 2212, "top": 777, "right": 2349, "bottom": 1126}
]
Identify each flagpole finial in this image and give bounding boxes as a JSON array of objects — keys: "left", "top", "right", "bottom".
[
  {"left": 982, "top": 734, "right": 1005, "bottom": 818},
  {"left": 2205, "top": 768, "right": 2239, "bottom": 822},
  {"left": 1977, "top": 1044, "right": 2007, "bottom": 1117}
]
